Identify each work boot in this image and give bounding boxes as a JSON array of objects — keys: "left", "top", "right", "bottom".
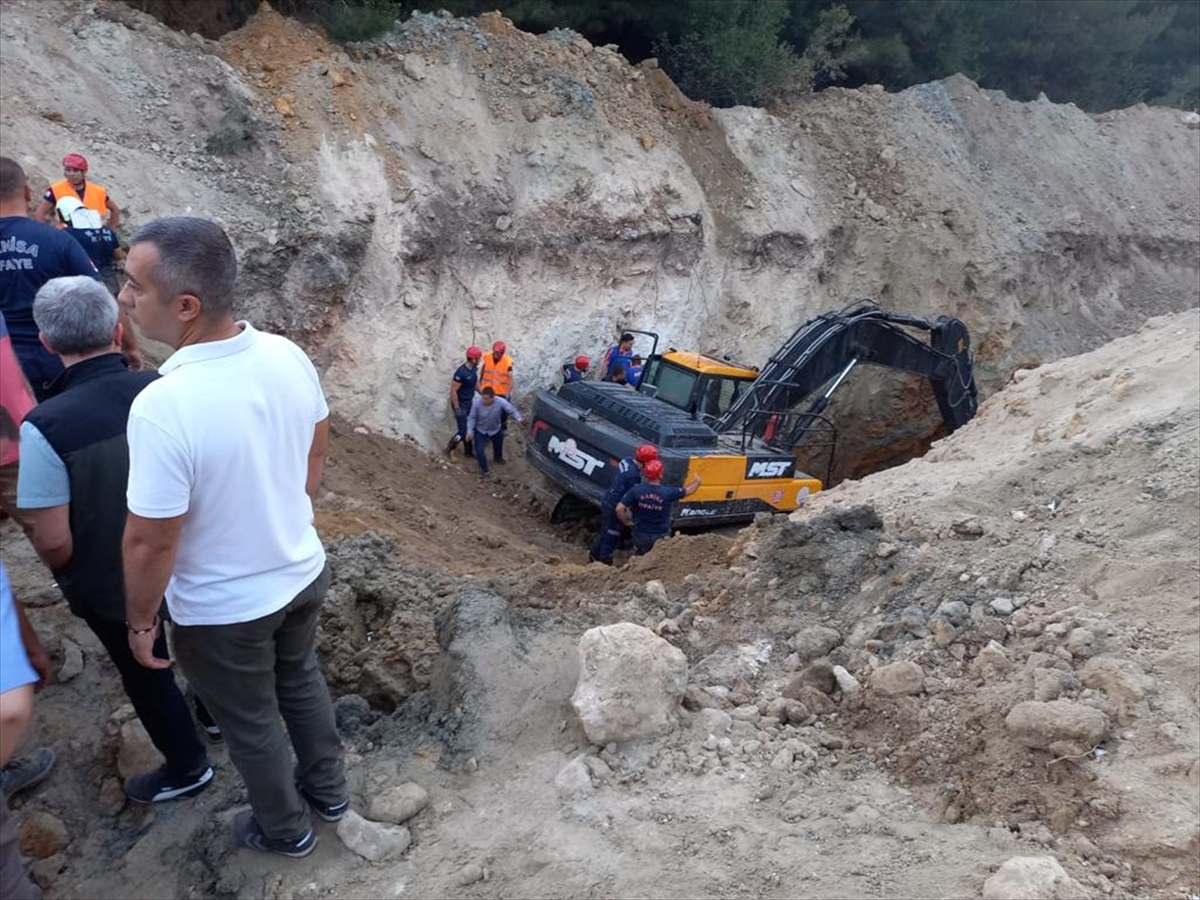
[
  {"left": 0, "top": 748, "right": 55, "bottom": 798},
  {"left": 445, "top": 435, "right": 460, "bottom": 455}
]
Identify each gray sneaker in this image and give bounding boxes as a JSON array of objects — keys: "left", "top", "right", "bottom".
[{"left": 0, "top": 748, "right": 55, "bottom": 798}]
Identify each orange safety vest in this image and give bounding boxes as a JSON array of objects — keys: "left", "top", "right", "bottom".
[
  {"left": 50, "top": 179, "right": 108, "bottom": 228},
  {"left": 479, "top": 353, "right": 514, "bottom": 397}
]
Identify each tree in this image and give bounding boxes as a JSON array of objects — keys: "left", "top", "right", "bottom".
[{"left": 792, "top": 4, "right": 862, "bottom": 92}]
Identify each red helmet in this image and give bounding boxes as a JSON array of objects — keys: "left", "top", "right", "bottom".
[
  {"left": 635, "top": 444, "right": 658, "bottom": 463},
  {"left": 643, "top": 460, "right": 665, "bottom": 480},
  {"left": 492, "top": 341, "right": 506, "bottom": 354},
  {"left": 575, "top": 355, "right": 590, "bottom": 370},
  {"left": 62, "top": 153, "right": 88, "bottom": 172},
  {"left": 466, "top": 345, "right": 483, "bottom": 360}
]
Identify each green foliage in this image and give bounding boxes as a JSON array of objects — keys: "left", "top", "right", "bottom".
[
  {"left": 318, "top": 0, "right": 397, "bottom": 44},
  {"left": 267, "top": 0, "right": 1198, "bottom": 111},
  {"left": 792, "top": 5, "right": 861, "bottom": 92},
  {"left": 653, "top": 1, "right": 797, "bottom": 107}
]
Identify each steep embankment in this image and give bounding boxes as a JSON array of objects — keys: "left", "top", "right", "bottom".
[{"left": 1, "top": 0, "right": 1197, "bottom": 478}]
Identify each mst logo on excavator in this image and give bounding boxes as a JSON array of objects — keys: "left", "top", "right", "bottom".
[
  {"left": 745, "top": 458, "right": 797, "bottom": 479},
  {"left": 547, "top": 434, "right": 606, "bottom": 477}
]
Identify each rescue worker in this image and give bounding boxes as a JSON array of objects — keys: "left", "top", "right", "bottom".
[
  {"left": 616, "top": 460, "right": 702, "bottom": 557},
  {"left": 35, "top": 153, "right": 121, "bottom": 231},
  {"left": 626, "top": 356, "right": 644, "bottom": 388},
  {"left": 601, "top": 332, "right": 634, "bottom": 381},
  {"left": 466, "top": 387, "right": 523, "bottom": 478},
  {"left": 589, "top": 443, "right": 658, "bottom": 565},
  {"left": 57, "top": 197, "right": 123, "bottom": 296},
  {"left": 562, "top": 355, "right": 589, "bottom": 385},
  {"left": 479, "top": 340, "right": 514, "bottom": 430},
  {"left": 446, "top": 345, "right": 483, "bottom": 456}
]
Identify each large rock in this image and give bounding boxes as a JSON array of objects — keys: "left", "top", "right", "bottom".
[
  {"left": 869, "top": 661, "right": 925, "bottom": 696},
  {"left": 788, "top": 625, "right": 841, "bottom": 661},
  {"left": 118, "top": 719, "right": 163, "bottom": 779},
  {"left": 18, "top": 811, "right": 68, "bottom": 858},
  {"left": 571, "top": 623, "right": 687, "bottom": 744},
  {"left": 982, "top": 856, "right": 1088, "bottom": 899},
  {"left": 367, "top": 783, "right": 429, "bottom": 825},
  {"left": 1005, "top": 701, "right": 1109, "bottom": 751},
  {"left": 336, "top": 810, "right": 411, "bottom": 862}
]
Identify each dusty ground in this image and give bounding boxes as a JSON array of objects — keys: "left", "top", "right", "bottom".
[{"left": 2, "top": 311, "right": 1197, "bottom": 900}]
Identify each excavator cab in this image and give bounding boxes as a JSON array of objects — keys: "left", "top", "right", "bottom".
[{"left": 638, "top": 352, "right": 758, "bottom": 424}]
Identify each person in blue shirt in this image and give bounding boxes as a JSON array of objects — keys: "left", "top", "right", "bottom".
[
  {"left": 601, "top": 333, "right": 634, "bottom": 382},
  {"left": 617, "top": 460, "right": 702, "bottom": 557},
  {"left": 562, "top": 354, "right": 590, "bottom": 385},
  {"left": 446, "top": 345, "right": 483, "bottom": 456},
  {"left": 588, "top": 443, "right": 658, "bottom": 565},
  {"left": 626, "top": 356, "right": 644, "bottom": 388},
  {"left": 0, "top": 562, "right": 46, "bottom": 900},
  {"left": 56, "top": 196, "right": 123, "bottom": 296},
  {"left": 0, "top": 156, "right": 113, "bottom": 399},
  {"left": 466, "top": 387, "right": 524, "bottom": 477}
]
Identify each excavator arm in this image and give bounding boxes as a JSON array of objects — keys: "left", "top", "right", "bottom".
[{"left": 715, "top": 300, "right": 978, "bottom": 447}]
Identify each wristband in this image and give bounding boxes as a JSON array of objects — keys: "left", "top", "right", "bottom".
[{"left": 126, "top": 617, "right": 158, "bottom": 635}]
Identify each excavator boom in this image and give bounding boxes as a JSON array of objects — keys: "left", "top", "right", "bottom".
[{"left": 716, "top": 300, "right": 978, "bottom": 446}]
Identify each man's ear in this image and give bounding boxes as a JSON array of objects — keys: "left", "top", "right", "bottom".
[
  {"left": 112, "top": 320, "right": 124, "bottom": 350},
  {"left": 177, "top": 293, "right": 202, "bottom": 323},
  {"left": 38, "top": 332, "right": 57, "bottom": 356}
]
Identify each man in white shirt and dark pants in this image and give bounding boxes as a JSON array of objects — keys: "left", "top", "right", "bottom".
[{"left": 119, "top": 217, "right": 346, "bottom": 858}]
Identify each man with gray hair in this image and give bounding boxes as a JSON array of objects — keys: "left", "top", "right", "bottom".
[
  {"left": 16, "top": 276, "right": 213, "bottom": 804},
  {"left": 120, "top": 217, "right": 346, "bottom": 858}
]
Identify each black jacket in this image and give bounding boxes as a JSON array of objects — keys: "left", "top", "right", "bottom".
[{"left": 23, "top": 353, "right": 158, "bottom": 621}]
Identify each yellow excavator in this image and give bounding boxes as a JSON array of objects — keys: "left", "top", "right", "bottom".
[{"left": 526, "top": 300, "right": 978, "bottom": 527}]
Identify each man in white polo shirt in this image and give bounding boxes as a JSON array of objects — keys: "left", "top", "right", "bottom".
[{"left": 119, "top": 217, "right": 346, "bottom": 859}]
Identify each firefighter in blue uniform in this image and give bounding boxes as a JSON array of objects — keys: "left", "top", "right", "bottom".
[
  {"left": 446, "top": 345, "right": 483, "bottom": 455},
  {"left": 616, "top": 460, "right": 702, "bottom": 556},
  {"left": 588, "top": 443, "right": 659, "bottom": 565},
  {"left": 562, "top": 354, "right": 590, "bottom": 385}
]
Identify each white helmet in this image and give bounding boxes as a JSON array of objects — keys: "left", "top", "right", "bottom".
[
  {"left": 55, "top": 196, "right": 102, "bottom": 228},
  {"left": 55, "top": 195, "right": 83, "bottom": 224}
]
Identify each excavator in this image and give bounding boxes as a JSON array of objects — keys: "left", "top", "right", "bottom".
[{"left": 525, "top": 300, "right": 978, "bottom": 528}]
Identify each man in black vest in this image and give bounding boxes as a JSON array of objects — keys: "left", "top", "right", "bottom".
[{"left": 15, "top": 275, "right": 213, "bottom": 804}]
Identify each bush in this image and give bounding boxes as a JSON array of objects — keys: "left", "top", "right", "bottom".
[
  {"left": 654, "top": 0, "right": 796, "bottom": 108},
  {"left": 320, "top": 0, "right": 397, "bottom": 44}
]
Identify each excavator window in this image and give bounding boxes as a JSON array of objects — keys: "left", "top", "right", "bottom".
[{"left": 648, "top": 362, "right": 698, "bottom": 410}]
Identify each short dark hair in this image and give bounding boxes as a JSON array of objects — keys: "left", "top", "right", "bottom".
[
  {"left": 620, "top": 332, "right": 634, "bottom": 343},
  {"left": 631, "top": 356, "right": 643, "bottom": 364},
  {"left": 129, "top": 217, "right": 238, "bottom": 317},
  {"left": 481, "top": 386, "right": 495, "bottom": 397},
  {"left": 0, "top": 157, "right": 26, "bottom": 202}
]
